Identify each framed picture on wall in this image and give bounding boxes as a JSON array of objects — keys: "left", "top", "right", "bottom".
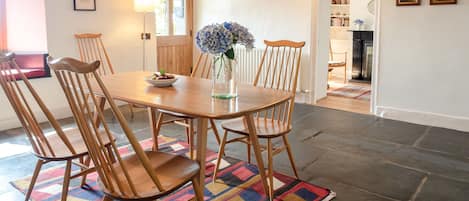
[
  {"left": 430, "top": 0, "right": 457, "bottom": 5},
  {"left": 396, "top": 0, "right": 421, "bottom": 6},
  {"left": 74, "top": 0, "right": 96, "bottom": 11}
]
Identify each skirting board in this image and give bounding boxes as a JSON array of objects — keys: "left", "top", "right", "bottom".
[
  {"left": 376, "top": 106, "right": 469, "bottom": 132},
  {"left": 0, "top": 101, "right": 130, "bottom": 131},
  {"left": 0, "top": 106, "right": 73, "bottom": 131}
]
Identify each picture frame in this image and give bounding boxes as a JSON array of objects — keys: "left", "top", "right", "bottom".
[
  {"left": 396, "top": 0, "right": 421, "bottom": 6},
  {"left": 430, "top": 0, "right": 457, "bottom": 5},
  {"left": 73, "top": 0, "right": 96, "bottom": 11}
]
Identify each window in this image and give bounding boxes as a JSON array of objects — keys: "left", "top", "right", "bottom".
[
  {"left": 155, "top": 0, "right": 188, "bottom": 36},
  {"left": 0, "top": 0, "right": 6, "bottom": 51},
  {"left": 1, "top": 0, "right": 50, "bottom": 79}
]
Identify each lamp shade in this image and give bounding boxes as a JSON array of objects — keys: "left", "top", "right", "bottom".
[{"left": 134, "top": 0, "right": 157, "bottom": 12}]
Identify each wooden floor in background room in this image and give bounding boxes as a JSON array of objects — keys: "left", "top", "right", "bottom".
[{"left": 317, "top": 76, "right": 371, "bottom": 115}]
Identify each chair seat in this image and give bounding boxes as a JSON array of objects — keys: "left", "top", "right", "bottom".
[
  {"left": 222, "top": 118, "right": 291, "bottom": 138},
  {"left": 102, "top": 151, "right": 200, "bottom": 200},
  {"left": 40, "top": 128, "right": 114, "bottom": 160},
  {"left": 159, "top": 109, "right": 194, "bottom": 119},
  {"left": 328, "top": 60, "right": 346, "bottom": 67}
]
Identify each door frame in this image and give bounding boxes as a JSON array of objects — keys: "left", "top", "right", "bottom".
[{"left": 310, "top": 0, "right": 381, "bottom": 115}]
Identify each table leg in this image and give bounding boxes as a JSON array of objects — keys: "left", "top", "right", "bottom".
[
  {"left": 244, "top": 114, "right": 270, "bottom": 199},
  {"left": 93, "top": 97, "right": 106, "bottom": 126},
  {"left": 195, "top": 118, "right": 208, "bottom": 192},
  {"left": 147, "top": 107, "right": 159, "bottom": 151}
]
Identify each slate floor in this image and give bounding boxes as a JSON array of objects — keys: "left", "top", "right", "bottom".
[{"left": 1, "top": 104, "right": 469, "bottom": 201}]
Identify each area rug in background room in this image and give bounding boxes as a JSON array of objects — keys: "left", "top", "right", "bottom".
[
  {"left": 11, "top": 135, "right": 336, "bottom": 201},
  {"left": 328, "top": 84, "right": 371, "bottom": 101}
]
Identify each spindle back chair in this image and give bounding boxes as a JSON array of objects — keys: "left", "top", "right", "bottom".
[
  {"left": 191, "top": 52, "right": 213, "bottom": 79},
  {"left": 75, "top": 33, "right": 114, "bottom": 76},
  {"left": 48, "top": 57, "right": 203, "bottom": 200},
  {"left": 328, "top": 40, "right": 347, "bottom": 83},
  {"left": 213, "top": 40, "right": 305, "bottom": 198},
  {"left": 0, "top": 52, "right": 102, "bottom": 201},
  {"left": 75, "top": 33, "right": 137, "bottom": 117},
  {"left": 150, "top": 52, "right": 221, "bottom": 159}
]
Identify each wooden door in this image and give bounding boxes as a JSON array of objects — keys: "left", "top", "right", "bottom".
[{"left": 156, "top": 0, "right": 193, "bottom": 75}]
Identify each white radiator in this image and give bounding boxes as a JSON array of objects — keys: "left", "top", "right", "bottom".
[{"left": 234, "top": 47, "right": 265, "bottom": 85}]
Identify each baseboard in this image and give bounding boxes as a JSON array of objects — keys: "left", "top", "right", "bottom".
[
  {"left": 0, "top": 106, "right": 73, "bottom": 131},
  {"left": 0, "top": 101, "right": 133, "bottom": 131},
  {"left": 376, "top": 106, "right": 469, "bottom": 132}
]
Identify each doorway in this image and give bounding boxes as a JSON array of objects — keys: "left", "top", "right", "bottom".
[
  {"left": 312, "top": 0, "right": 378, "bottom": 115},
  {"left": 155, "top": 0, "right": 193, "bottom": 75}
]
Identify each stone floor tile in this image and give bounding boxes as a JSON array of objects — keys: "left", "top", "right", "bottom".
[
  {"left": 415, "top": 175, "right": 469, "bottom": 201},
  {"left": 359, "top": 118, "right": 427, "bottom": 145},
  {"left": 418, "top": 127, "right": 469, "bottom": 157}
]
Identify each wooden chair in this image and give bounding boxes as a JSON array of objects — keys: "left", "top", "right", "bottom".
[
  {"left": 75, "top": 33, "right": 136, "bottom": 117},
  {"left": 0, "top": 52, "right": 113, "bottom": 201},
  {"left": 328, "top": 40, "right": 347, "bottom": 83},
  {"left": 212, "top": 40, "right": 305, "bottom": 198},
  {"left": 148, "top": 53, "right": 221, "bottom": 159},
  {"left": 48, "top": 57, "right": 204, "bottom": 201}
]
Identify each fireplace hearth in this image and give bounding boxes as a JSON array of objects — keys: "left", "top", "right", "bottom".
[{"left": 352, "top": 31, "right": 373, "bottom": 82}]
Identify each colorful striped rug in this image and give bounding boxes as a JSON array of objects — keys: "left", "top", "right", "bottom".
[{"left": 10, "top": 135, "right": 335, "bottom": 201}]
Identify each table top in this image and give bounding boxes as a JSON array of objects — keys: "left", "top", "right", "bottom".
[{"left": 93, "top": 72, "right": 292, "bottom": 119}]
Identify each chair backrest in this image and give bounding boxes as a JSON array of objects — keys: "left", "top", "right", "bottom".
[
  {"left": 191, "top": 52, "right": 213, "bottom": 79},
  {"left": 75, "top": 33, "right": 115, "bottom": 76},
  {"left": 48, "top": 57, "right": 165, "bottom": 198},
  {"left": 253, "top": 40, "right": 305, "bottom": 125},
  {"left": 0, "top": 52, "right": 76, "bottom": 159}
]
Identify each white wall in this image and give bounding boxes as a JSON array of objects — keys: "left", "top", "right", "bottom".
[
  {"left": 350, "top": 0, "right": 375, "bottom": 30},
  {"left": 376, "top": 0, "right": 469, "bottom": 131},
  {"left": 6, "top": 0, "right": 48, "bottom": 52},
  {"left": 0, "top": 0, "right": 156, "bottom": 130},
  {"left": 194, "top": 0, "right": 313, "bottom": 92},
  {"left": 312, "top": 0, "right": 331, "bottom": 101}
]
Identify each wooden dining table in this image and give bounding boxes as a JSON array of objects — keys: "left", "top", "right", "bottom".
[{"left": 91, "top": 71, "right": 293, "bottom": 198}]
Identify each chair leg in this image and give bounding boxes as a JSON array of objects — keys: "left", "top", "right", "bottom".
[
  {"left": 24, "top": 159, "right": 44, "bottom": 201},
  {"left": 61, "top": 160, "right": 73, "bottom": 201},
  {"left": 189, "top": 119, "right": 195, "bottom": 160},
  {"left": 152, "top": 110, "right": 164, "bottom": 151},
  {"left": 267, "top": 139, "right": 274, "bottom": 198},
  {"left": 247, "top": 138, "right": 251, "bottom": 164},
  {"left": 191, "top": 177, "right": 205, "bottom": 201},
  {"left": 106, "top": 145, "right": 116, "bottom": 163},
  {"left": 213, "top": 130, "right": 228, "bottom": 182},
  {"left": 128, "top": 104, "right": 134, "bottom": 119},
  {"left": 283, "top": 136, "right": 299, "bottom": 179},
  {"left": 80, "top": 156, "right": 92, "bottom": 187},
  {"left": 184, "top": 119, "right": 191, "bottom": 144},
  {"left": 344, "top": 66, "right": 347, "bottom": 84},
  {"left": 209, "top": 119, "right": 221, "bottom": 145}
]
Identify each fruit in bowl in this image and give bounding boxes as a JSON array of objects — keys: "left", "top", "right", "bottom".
[
  {"left": 145, "top": 69, "right": 178, "bottom": 87},
  {"left": 150, "top": 70, "right": 175, "bottom": 80}
]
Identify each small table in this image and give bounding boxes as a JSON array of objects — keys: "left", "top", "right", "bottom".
[{"left": 92, "top": 72, "right": 293, "bottom": 197}]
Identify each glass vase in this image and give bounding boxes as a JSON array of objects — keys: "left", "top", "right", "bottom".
[{"left": 211, "top": 55, "right": 237, "bottom": 99}]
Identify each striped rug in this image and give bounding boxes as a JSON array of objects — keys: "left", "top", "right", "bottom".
[
  {"left": 10, "top": 136, "right": 335, "bottom": 201},
  {"left": 328, "top": 84, "right": 371, "bottom": 101}
]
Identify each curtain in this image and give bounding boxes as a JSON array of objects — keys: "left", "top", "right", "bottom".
[{"left": 0, "top": 0, "right": 7, "bottom": 51}]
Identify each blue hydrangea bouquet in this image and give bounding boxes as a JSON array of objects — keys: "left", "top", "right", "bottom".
[{"left": 196, "top": 22, "right": 254, "bottom": 99}]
